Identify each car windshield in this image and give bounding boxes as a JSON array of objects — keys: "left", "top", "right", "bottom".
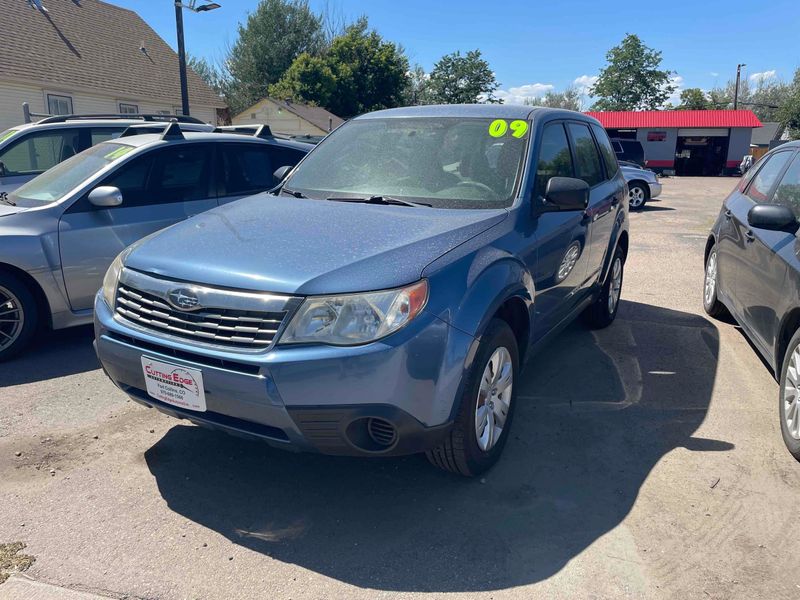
[
  {"left": 9, "top": 142, "right": 135, "bottom": 206},
  {"left": 283, "top": 117, "right": 530, "bottom": 209}
]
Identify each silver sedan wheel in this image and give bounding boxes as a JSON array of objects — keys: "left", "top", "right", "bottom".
[
  {"left": 628, "top": 185, "right": 646, "bottom": 208},
  {"left": 608, "top": 256, "right": 623, "bottom": 314},
  {"left": 475, "top": 347, "right": 513, "bottom": 452},
  {"left": 704, "top": 251, "right": 717, "bottom": 307},
  {"left": 783, "top": 346, "right": 800, "bottom": 440},
  {"left": 0, "top": 285, "right": 24, "bottom": 352}
]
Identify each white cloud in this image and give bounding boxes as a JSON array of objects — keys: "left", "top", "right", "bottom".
[
  {"left": 495, "top": 83, "right": 555, "bottom": 105},
  {"left": 664, "top": 75, "right": 684, "bottom": 107},
  {"left": 750, "top": 69, "right": 777, "bottom": 83},
  {"left": 573, "top": 75, "right": 598, "bottom": 94},
  {"left": 710, "top": 71, "right": 719, "bottom": 77}
]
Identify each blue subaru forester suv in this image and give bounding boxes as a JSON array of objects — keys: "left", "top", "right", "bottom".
[{"left": 94, "top": 105, "right": 629, "bottom": 476}]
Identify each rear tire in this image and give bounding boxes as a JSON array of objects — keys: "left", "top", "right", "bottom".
[
  {"left": 778, "top": 328, "right": 800, "bottom": 462},
  {"left": 0, "top": 271, "right": 39, "bottom": 362},
  {"left": 426, "top": 318, "right": 518, "bottom": 476},
  {"left": 703, "top": 246, "right": 729, "bottom": 319},
  {"left": 627, "top": 183, "right": 648, "bottom": 210},
  {"left": 583, "top": 246, "right": 624, "bottom": 329}
]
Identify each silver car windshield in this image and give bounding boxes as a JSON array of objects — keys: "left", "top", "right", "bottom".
[
  {"left": 283, "top": 117, "right": 530, "bottom": 209},
  {"left": 9, "top": 142, "right": 135, "bottom": 206}
]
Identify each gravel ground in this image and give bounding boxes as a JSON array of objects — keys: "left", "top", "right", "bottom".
[{"left": 1, "top": 176, "right": 799, "bottom": 599}]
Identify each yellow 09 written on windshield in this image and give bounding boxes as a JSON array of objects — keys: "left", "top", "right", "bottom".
[{"left": 488, "top": 119, "right": 529, "bottom": 139}]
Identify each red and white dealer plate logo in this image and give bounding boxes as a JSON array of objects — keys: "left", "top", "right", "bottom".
[{"left": 140, "top": 356, "right": 206, "bottom": 412}]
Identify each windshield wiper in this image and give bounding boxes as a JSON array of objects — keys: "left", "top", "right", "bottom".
[
  {"left": 327, "top": 195, "right": 431, "bottom": 208},
  {"left": 0, "top": 194, "right": 15, "bottom": 206},
  {"left": 280, "top": 187, "right": 308, "bottom": 199}
]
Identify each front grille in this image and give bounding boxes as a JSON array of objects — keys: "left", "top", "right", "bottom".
[{"left": 115, "top": 284, "right": 287, "bottom": 350}]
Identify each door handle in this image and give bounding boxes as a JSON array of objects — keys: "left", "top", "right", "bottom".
[{"left": 745, "top": 229, "right": 756, "bottom": 243}]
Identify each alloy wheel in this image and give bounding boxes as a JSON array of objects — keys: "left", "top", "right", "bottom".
[
  {"left": 628, "top": 186, "right": 645, "bottom": 208},
  {"left": 608, "top": 257, "right": 623, "bottom": 314},
  {"left": 0, "top": 285, "right": 24, "bottom": 353},
  {"left": 783, "top": 346, "right": 800, "bottom": 440},
  {"left": 475, "top": 346, "right": 513, "bottom": 451},
  {"left": 704, "top": 251, "right": 717, "bottom": 307}
]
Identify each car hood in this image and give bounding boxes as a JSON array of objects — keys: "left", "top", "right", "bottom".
[
  {"left": 0, "top": 203, "right": 28, "bottom": 217},
  {"left": 125, "top": 194, "right": 508, "bottom": 295}
]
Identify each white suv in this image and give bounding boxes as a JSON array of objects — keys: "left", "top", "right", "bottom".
[{"left": 0, "top": 114, "right": 213, "bottom": 196}]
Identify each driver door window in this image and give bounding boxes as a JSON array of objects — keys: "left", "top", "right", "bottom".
[{"left": 534, "top": 123, "right": 574, "bottom": 199}]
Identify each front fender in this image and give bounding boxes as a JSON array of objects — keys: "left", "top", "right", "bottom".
[
  {"left": 424, "top": 246, "right": 534, "bottom": 343},
  {"left": 598, "top": 209, "right": 629, "bottom": 286}
]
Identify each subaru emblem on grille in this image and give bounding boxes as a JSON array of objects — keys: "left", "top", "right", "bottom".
[{"left": 167, "top": 288, "right": 200, "bottom": 311}]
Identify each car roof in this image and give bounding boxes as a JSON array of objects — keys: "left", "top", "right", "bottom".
[
  {"left": 355, "top": 104, "right": 596, "bottom": 124},
  {"left": 104, "top": 131, "right": 316, "bottom": 151}
]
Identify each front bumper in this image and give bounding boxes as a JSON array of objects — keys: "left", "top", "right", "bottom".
[
  {"left": 648, "top": 181, "right": 663, "bottom": 199},
  {"left": 94, "top": 293, "right": 473, "bottom": 456}
]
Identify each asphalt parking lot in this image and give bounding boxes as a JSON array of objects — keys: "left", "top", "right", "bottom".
[{"left": 1, "top": 177, "right": 799, "bottom": 600}]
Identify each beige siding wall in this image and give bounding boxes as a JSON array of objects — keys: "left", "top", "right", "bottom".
[
  {"left": 232, "top": 100, "right": 326, "bottom": 135},
  {"left": 0, "top": 80, "right": 219, "bottom": 131}
]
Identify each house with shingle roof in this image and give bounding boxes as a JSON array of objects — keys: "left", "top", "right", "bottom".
[
  {"left": 0, "top": 0, "right": 226, "bottom": 131},
  {"left": 233, "top": 97, "right": 344, "bottom": 136}
]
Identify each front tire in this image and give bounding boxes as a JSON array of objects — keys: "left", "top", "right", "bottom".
[
  {"left": 426, "top": 318, "right": 519, "bottom": 476},
  {"left": 583, "top": 246, "right": 625, "bottom": 329},
  {"left": 779, "top": 329, "right": 800, "bottom": 462},
  {"left": 703, "top": 246, "right": 728, "bottom": 319},
  {"left": 0, "top": 271, "right": 39, "bottom": 362},
  {"left": 627, "top": 183, "right": 648, "bottom": 210}
]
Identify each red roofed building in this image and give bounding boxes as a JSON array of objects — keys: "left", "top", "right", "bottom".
[{"left": 586, "top": 110, "right": 763, "bottom": 176}]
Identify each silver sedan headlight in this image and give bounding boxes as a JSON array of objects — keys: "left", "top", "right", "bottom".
[{"left": 280, "top": 280, "right": 428, "bottom": 346}]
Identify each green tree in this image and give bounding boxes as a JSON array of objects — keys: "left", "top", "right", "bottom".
[
  {"left": 589, "top": 34, "right": 675, "bottom": 110},
  {"left": 225, "top": 0, "right": 326, "bottom": 115},
  {"left": 676, "top": 88, "right": 709, "bottom": 110},
  {"left": 187, "top": 55, "right": 227, "bottom": 98},
  {"left": 424, "top": 50, "right": 501, "bottom": 104},
  {"left": 779, "top": 69, "right": 800, "bottom": 139},
  {"left": 270, "top": 18, "right": 409, "bottom": 118},
  {"left": 708, "top": 75, "right": 791, "bottom": 122},
  {"left": 524, "top": 85, "right": 583, "bottom": 111}
]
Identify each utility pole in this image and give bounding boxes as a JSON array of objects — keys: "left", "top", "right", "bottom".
[
  {"left": 174, "top": 1, "right": 190, "bottom": 116},
  {"left": 733, "top": 63, "right": 746, "bottom": 110}
]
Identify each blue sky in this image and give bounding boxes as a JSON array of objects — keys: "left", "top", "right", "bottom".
[{"left": 112, "top": 0, "right": 799, "bottom": 105}]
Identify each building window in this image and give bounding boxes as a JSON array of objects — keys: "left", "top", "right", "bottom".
[
  {"left": 47, "top": 94, "right": 73, "bottom": 116},
  {"left": 119, "top": 103, "right": 139, "bottom": 114}
]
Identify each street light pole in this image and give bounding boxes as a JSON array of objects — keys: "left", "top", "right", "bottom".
[
  {"left": 733, "top": 63, "right": 746, "bottom": 110},
  {"left": 174, "top": 1, "right": 191, "bottom": 117}
]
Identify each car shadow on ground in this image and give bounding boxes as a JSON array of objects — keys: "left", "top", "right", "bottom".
[
  {"left": 0, "top": 325, "right": 98, "bottom": 387},
  {"left": 145, "top": 300, "right": 731, "bottom": 593},
  {"left": 638, "top": 205, "right": 675, "bottom": 212}
]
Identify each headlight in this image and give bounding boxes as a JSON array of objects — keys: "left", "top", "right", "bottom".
[
  {"left": 101, "top": 250, "right": 128, "bottom": 308},
  {"left": 280, "top": 280, "right": 428, "bottom": 346}
]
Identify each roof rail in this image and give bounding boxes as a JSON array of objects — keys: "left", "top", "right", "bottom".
[
  {"left": 160, "top": 121, "right": 184, "bottom": 141},
  {"left": 213, "top": 124, "right": 274, "bottom": 139},
  {"left": 119, "top": 123, "right": 168, "bottom": 138},
  {"left": 36, "top": 114, "right": 206, "bottom": 125}
]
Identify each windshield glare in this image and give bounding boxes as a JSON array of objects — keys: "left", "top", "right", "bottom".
[
  {"left": 284, "top": 117, "right": 529, "bottom": 209},
  {"left": 9, "top": 142, "right": 134, "bottom": 206}
]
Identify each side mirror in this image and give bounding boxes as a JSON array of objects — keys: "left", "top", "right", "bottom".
[
  {"left": 747, "top": 204, "right": 798, "bottom": 232},
  {"left": 273, "top": 165, "right": 292, "bottom": 185},
  {"left": 545, "top": 177, "right": 589, "bottom": 211},
  {"left": 88, "top": 186, "right": 123, "bottom": 208}
]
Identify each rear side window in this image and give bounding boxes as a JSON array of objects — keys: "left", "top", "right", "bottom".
[
  {"left": 746, "top": 151, "right": 793, "bottom": 202},
  {"left": 534, "top": 123, "right": 573, "bottom": 199},
  {"left": 0, "top": 129, "right": 84, "bottom": 176},
  {"left": 591, "top": 124, "right": 619, "bottom": 176},
  {"left": 220, "top": 144, "right": 275, "bottom": 197},
  {"left": 773, "top": 154, "right": 800, "bottom": 218},
  {"left": 568, "top": 123, "right": 604, "bottom": 187},
  {"left": 149, "top": 145, "right": 213, "bottom": 203}
]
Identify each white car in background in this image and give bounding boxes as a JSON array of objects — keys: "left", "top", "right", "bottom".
[
  {"left": 0, "top": 114, "right": 213, "bottom": 197},
  {"left": 620, "top": 161, "right": 662, "bottom": 210}
]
